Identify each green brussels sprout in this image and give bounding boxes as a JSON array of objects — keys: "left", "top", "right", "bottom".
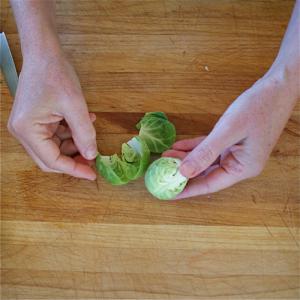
[
  {"left": 96, "top": 112, "right": 177, "bottom": 188},
  {"left": 136, "top": 112, "right": 176, "bottom": 153},
  {"left": 145, "top": 157, "right": 188, "bottom": 200},
  {"left": 96, "top": 136, "right": 150, "bottom": 185}
]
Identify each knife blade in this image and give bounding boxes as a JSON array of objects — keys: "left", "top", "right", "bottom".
[{"left": 0, "top": 32, "right": 18, "bottom": 97}]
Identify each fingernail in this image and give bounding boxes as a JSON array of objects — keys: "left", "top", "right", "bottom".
[
  {"left": 180, "top": 161, "right": 196, "bottom": 177},
  {"left": 85, "top": 144, "right": 97, "bottom": 160}
]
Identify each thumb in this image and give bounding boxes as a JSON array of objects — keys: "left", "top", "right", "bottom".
[
  {"left": 64, "top": 101, "right": 97, "bottom": 160},
  {"left": 180, "top": 124, "right": 243, "bottom": 178}
]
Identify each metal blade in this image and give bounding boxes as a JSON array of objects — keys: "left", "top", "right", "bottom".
[{"left": 0, "top": 32, "right": 18, "bottom": 97}]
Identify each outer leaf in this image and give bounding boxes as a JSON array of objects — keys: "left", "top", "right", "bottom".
[
  {"left": 96, "top": 154, "right": 131, "bottom": 185},
  {"left": 127, "top": 136, "right": 150, "bottom": 179},
  {"left": 136, "top": 112, "right": 168, "bottom": 129},
  {"left": 138, "top": 115, "right": 176, "bottom": 153},
  {"left": 122, "top": 143, "right": 139, "bottom": 163},
  {"left": 96, "top": 136, "right": 150, "bottom": 184}
]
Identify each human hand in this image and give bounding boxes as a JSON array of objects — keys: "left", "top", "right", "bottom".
[
  {"left": 163, "top": 72, "right": 298, "bottom": 199},
  {"left": 7, "top": 54, "right": 98, "bottom": 180}
]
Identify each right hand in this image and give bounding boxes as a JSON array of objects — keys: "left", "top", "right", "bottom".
[
  {"left": 163, "top": 70, "right": 298, "bottom": 198},
  {"left": 7, "top": 53, "right": 98, "bottom": 180}
]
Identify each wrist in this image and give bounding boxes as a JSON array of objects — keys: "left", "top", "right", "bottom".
[
  {"left": 263, "top": 60, "right": 300, "bottom": 102},
  {"left": 11, "top": 0, "right": 63, "bottom": 63},
  {"left": 21, "top": 28, "right": 63, "bottom": 64},
  {"left": 22, "top": 48, "right": 67, "bottom": 75}
]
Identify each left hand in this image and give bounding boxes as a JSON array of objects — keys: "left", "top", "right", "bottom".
[
  {"left": 163, "top": 71, "right": 298, "bottom": 199},
  {"left": 7, "top": 54, "right": 98, "bottom": 180}
]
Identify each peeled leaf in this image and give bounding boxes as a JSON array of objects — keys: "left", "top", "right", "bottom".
[
  {"left": 96, "top": 136, "right": 150, "bottom": 185},
  {"left": 136, "top": 112, "right": 168, "bottom": 129},
  {"left": 127, "top": 136, "right": 150, "bottom": 179},
  {"left": 136, "top": 112, "right": 176, "bottom": 153},
  {"left": 122, "top": 143, "right": 138, "bottom": 163},
  {"left": 96, "top": 154, "right": 132, "bottom": 185}
]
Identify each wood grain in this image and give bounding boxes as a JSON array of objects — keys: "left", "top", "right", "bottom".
[{"left": 1, "top": 0, "right": 299, "bottom": 299}]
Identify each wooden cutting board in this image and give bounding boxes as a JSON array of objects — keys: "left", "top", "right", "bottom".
[{"left": 1, "top": 0, "right": 299, "bottom": 299}]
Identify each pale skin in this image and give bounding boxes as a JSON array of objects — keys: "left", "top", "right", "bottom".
[
  {"left": 8, "top": 1, "right": 299, "bottom": 194},
  {"left": 163, "top": 0, "right": 300, "bottom": 199},
  {"left": 9, "top": 0, "right": 97, "bottom": 180}
]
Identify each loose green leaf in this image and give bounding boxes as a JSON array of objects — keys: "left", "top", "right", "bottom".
[
  {"left": 136, "top": 112, "right": 168, "bottom": 129},
  {"left": 96, "top": 136, "right": 150, "bottom": 185},
  {"left": 136, "top": 112, "right": 176, "bottom": 153},
  {"left": 127, "top": 136, "right": 150, "bottom": 179},
  {"left": 96, "top": 154, "right": 132, "bottom": 185},
  {"left": 122, "top": 143, "right": 138, "bottom": 163}
]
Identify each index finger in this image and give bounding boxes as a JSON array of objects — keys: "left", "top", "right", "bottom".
[{"left": 176, "top": 153, "right": 246, "bottom": 199}]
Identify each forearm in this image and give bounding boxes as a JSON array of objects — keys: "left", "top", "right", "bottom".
[
  {"left": 10, "top": 0, "right": 62, "bottom": 62},
  {"left": 266, "top": 0, "right": 300, "bottom": 99}
]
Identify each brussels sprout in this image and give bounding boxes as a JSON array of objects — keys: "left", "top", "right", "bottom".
[
  {"left": 96, "top": 112, "right": 177, "bottom": 188},
  {"left": 136, "top": 112, "right": 176, "bottom": 153},
  {"left": 96, "top": 136, "right": 150, "bottom": 185},
  {"left": 145, "top": 157, "right": 188, "bottom": 200}
]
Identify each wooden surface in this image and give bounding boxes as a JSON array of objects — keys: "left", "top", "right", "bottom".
[{"left": 1, "top": 0, "right": 299, "bottom": 299}]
